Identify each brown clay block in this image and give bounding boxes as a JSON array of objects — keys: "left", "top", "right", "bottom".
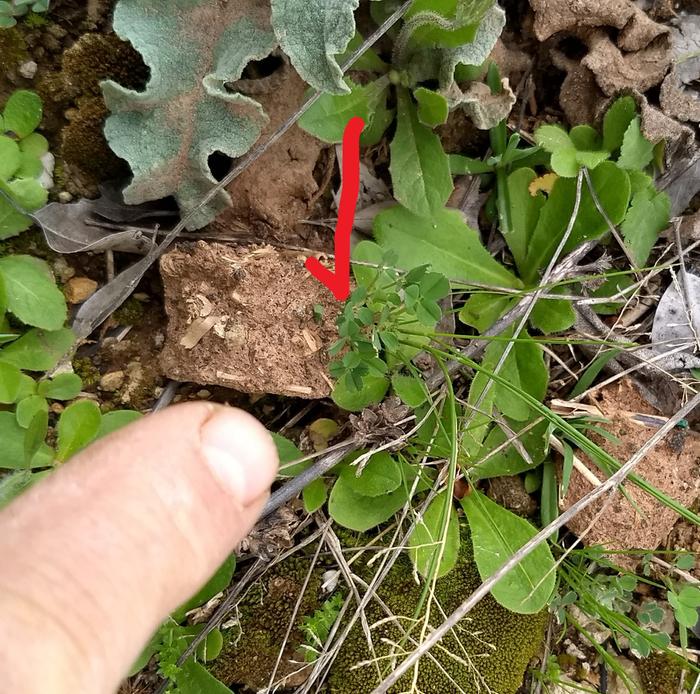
[{"left": 159, "top": 241, "right": 340, "bottom": 398}]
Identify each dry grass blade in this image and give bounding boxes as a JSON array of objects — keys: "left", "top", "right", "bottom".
[{"left": 370, "top": 392, "right": 700, "bottom": 694}]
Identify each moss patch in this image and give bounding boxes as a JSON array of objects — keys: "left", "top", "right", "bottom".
[
  {"left": 638, "top": 652, "right": 688, "bottom": 694},
  {"left": 211, "top": 522, "right": 547, "bottom": 693}
]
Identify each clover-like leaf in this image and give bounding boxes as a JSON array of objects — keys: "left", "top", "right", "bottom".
[
  {"left": 102, "top": 0, "right": 277, "bottom": 229},
  {"left": 271, "top": 0, "right": 358, "bottom": 94}
]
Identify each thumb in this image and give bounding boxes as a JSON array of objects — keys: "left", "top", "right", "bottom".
[{"left": 0, "top": 402, "right": 279, "bottom": 694}]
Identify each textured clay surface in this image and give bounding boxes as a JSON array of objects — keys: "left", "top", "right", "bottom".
[
  {"left": 561, "top": 380, "right": 700, "bottom": 566},
  {"left": 159, "top": 241, "right": 340, "bottom": 398}
]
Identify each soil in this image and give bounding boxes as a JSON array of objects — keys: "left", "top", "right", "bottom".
[
  {"left": 159, "top": 241, "right": 341, "bottom": 399},
  {"left": 561, "top": 379, "right": 700, "bottom": 567},
  {"left": 210, "top": 58, "right": 331, "bottom": 249}
]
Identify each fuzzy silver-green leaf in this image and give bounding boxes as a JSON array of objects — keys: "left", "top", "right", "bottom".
[{"left": 102, "top": 0, "right": 276, "bottom": 229}]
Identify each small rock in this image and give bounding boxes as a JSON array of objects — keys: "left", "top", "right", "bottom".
[
  {"left": 120, "top": 362, "right": 145, "bottom": 404},
  {"left": 64, "top": 277, "right": 98, "bottom": 304},
  {"left": 608, "top": 656, "right": 643, "bottom": 694},
  {"left": 52, "top": 257, "right": 75, "bottom": 284},
  {"left": 50, "top": 403, "right": 64, "bottom": 414},
  {"left": 18, "top": 61, "right": 38, "bottom": 79},
  {"left": 58, "top": 191, "right": 73, "bottom": 203},
  {"left": 99, "top": 371, "right": 125, "bottom": 392},
  {"left": 196, "top": 389, "right": 211, "bottom": 399}
]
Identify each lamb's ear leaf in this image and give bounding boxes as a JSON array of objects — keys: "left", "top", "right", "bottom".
[
  {"left": 271, "top": 0, "right": 358, "bottom": 95},
  {"left": 102, "top": 0, "right": 276, "bottom": 229}
]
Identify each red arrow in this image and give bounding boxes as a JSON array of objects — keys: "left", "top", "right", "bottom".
[{"left": 305, "top": 116, "right": 365, "bottom": 301}]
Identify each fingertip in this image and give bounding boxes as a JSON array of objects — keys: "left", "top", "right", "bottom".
[{"left": 200, "top": 407, "right": 279, "bottom": 506}]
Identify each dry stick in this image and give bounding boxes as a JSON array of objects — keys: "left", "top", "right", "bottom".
[
  {"left": 370, "top": 392, "right": 700, "bottom": 694},
  {"left": 672, "top": 219, "right": 700, "bottom": 353},
  {"left": 582, "top": 167, "right": 640, "bottom": 277},
  {"left": 266, "top": 520, "right": 330, "bottom": 691}
]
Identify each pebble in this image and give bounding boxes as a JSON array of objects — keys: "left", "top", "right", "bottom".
[
  {"left": 64, "top": 277, "right": 98, "bottom": 304},
  {"left": 52, "top": 257, "right": 75, "bottom": 284},
  {"left": 18, "top": 61, "right": 38, "bottom": 79},
  {"left": 196, "top": 389, "right": 211, "bottom": 399},
  {"left": 99, "top": 371, "right": 125, "bottom": 392},
  {"left": 58, "top": 191, "right": 73, "bottom": 203}
]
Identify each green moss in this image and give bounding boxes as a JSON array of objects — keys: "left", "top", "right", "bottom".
[
  {"left": 23, "top": 11, "right": 50, "bottom": 28},
  {"left": 210, "top": 556, "right": 327, "bottom": 689},
  {"left": 113, "top": 297, "right": 145, "bottom": 326},
  {"left": 0, "top": 26, "right": 29, "bottom": 75},
  {"left": 211, "top": 523, "right": 547, "bottom": 693},
  {"left": 61, "top": 95, "right": 129, "bottom": 189},
  {"left": 638, "top": 652, "right": 688, "bottom": 694},
  {"left": 37, "top": 32, "right": 148, "bottom": 192},
  {"left": 72, "top": 357, "right": 100, "bottom": 389}
]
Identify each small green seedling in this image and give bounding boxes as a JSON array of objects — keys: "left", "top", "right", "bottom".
[
  {"left": 0, "top": 0, "right": 49, "bottom": 28},
  {"left": 0, "top": 90, "right": 50, "bottom": 237}
]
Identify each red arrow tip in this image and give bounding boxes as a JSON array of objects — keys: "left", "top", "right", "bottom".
[{"left": 305, "top": 116, "right": 365, "bottom": 302}]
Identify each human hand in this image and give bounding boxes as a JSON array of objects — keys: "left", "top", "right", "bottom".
[{"left": 0, "top": 402, "right": 279, "bottom": 694}]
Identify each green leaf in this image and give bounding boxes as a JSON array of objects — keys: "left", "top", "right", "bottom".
[
  {"left": 414, "top": 87, "right": 449, "bottom": 127},
  {"left": 374, "top": 205, "right": 520, "bottom": 288},
  {"left": 449, "top": 154, "right": 494, "bottom": 175},
  {"left": 408, "top": 491, "right": 460, "bottom": 579},
  {"left": 529, "top": 296, "right": 576, "bottom": 334},
  {"left": 389, "top": 88, "right": 453, "bottom": 218},
  {"left": 0, "top": 255, "right": 66, "bottom": 330},
  {"left": 18, "top": 132, "right": 49, "bottom": 158},
  {"left": 0, "top": 135, "right": 20, "bottom": 179},
  {"left": 339, "top": 451, "right": 402, "bottom": 497},
  {"left": 103, "top": 1, "right": 277, "bottom": 229},
  {"left": 272, "top": 432, "right": 308, "bottom": 477},
  {"left": 534, "top": 124, "right": 572, "bottom": 153},
  {"left": 459, "top": 293, "right": 514, "bottom": 333},
  {"left": 299, "top": 79, "right": 390, "bottom": 144},
  {"left": 338, "top": 31, "right": 388, "bottom": 73},
  {"left": 504, "top": 168, "right": 545, "bottom": 274},
  {"left": 2, "top": 90, "right": 42, "bottom": 138},
  {"left": 24, "top": 407, "right": 48, "bottom": 466},
  {"left": 0, "top": 327, "right": 74, "bottom": 371},
  {"left": 472, "top": 418, "right": 549, "bottom": 480},
  {"left": 271, "top": 0, "right": 358, "bottom": 94},
  {"left": 603, "top": 96, "right": 637, "bottom": 153},
  {"left": 0, "top": 411, "right": 52, "bottom": 469},
  {"left": 329, "top": 467, "right": 413, "bottom": 531},
  {"left": 175, "top": 660, "right": 231, "bottom": 694},
  {"left": 173, "top": 556, "right": 235, "bottom": 622},
  {"left": 524, "top": 162, "right": 631, "bottom": 281},
  {"left": 495, "top": 334, "right": 549, "bottom": 421},
  {"left": 0, "top": 469, "right": 49, "bottom": 510},
  {"left": 4, "top": 177, "right": 48, "bottom": 210},
  {"left": 96, "top": 410, "right": 142, "bottom": 438},
  {"left": 0, "top": 360, "right": 22, "bottom": 403},
  {"left": 461, "top": 490, "right": 556, "bottom": 613},
  {"left": 332, "top": 373, "right": 389, "bottom": 412},
  {"left": 16, "top": 394, "right": 48, "bottom": 428},
  {"left": 569, "top": 348, "right": 622, "bottom": 398},
  {"left": 0, "top": 179, "right": 46, "bottom": 239},
  {"left": 404, "top": 0, "right": 484, "bottom": 48},
  {"left": 37, "top": 372, "right": 82, "bottom": 400},
  {"left": 56, "top": 400, "right": 102, "bottom": 462},
  {"left": 535, "top": 124, "right": 608, "bottom": 177},
  {"left": 618, "top": 117, "right": 654, "bottom": 171},
  {"left": 439, "top": 4, "right": 506, "bottom": 85},
  {"left": 621, "top": 186, "right": 670, "bottom": 267},
  {"left": 392, "top": 373, "right": 427, "bottom": 408},
  {"left": 569, "top": 125, "right": 602, "bottom": 151},
  {"left": 303, "top": 477, "right": 327, "bottom": 513}
]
